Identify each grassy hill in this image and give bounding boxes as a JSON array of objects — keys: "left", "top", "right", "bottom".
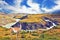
[
  {"left": 0, "top": 13, "right": 60, "bottom": 40},
  {"left": 0, "top": 14, "right": 16, "bottom": 26}
]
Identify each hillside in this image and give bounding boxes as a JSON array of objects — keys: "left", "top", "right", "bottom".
[
  {"left": 0, "top": 26, "right": 60, "bottom": 40},
  {"left": 0, "top": 13, "right": 60, "bottom": 40},
  {"left": 19, "top": 14, "right": 60, "bottom": 23},
  {"left": 0, "top": 14, "right": 16, "bottom": 26}
]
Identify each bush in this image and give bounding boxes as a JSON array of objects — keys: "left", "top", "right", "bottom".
[
  {"left": 20, "top": 31, "right": 28, "bottom": 34},
  {"left": 32, "top": 38, "right": 39, "bottom": 40},
  {"left": 31, "top": 33, "right": 39, "bottom": 36}
]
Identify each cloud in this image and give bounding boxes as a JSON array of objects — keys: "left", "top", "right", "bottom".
[
  {"left": 41, "top": 0, "right": 60, "bottom": 13},
  {"left": 0, "top": 0, "right": 42, "bottom": 14},
  {"left": 12, "top": 0, "right": 42, "bottom": 14},
  {"left": 0, "top": 0, "right": 60, "bottom": 14}
]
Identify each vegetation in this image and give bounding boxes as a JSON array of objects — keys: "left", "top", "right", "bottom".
[
  {"left": 0, "top": 15, "right": 16, "bottom": 26},
  {"left": 0, "top": 26, "right": 60, "bottom": 40},
  {"left": 0, "top": 14, "right": 60, "bottom": 40}
]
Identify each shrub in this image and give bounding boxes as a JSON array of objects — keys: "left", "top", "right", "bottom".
[
  {"left": 20, "top": 31, "right": 27, "bottom": 34},
  {"left": 31, "top": 33, "right": 39, "bottom": 36},
  {"left": 32, "top": 38, "right": 39, "bottom": 40}
]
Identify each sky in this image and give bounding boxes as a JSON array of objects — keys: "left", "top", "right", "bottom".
[{"left": 0, "top": 0, "right": 60, "bottom": 14}]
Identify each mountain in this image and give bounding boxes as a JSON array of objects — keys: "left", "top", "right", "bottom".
[
  {"left": 52, "top": 10, "right": 60, "bottom": 14},
  {"left": 0, "top": 13, "right": 16, "bottom": 26}
]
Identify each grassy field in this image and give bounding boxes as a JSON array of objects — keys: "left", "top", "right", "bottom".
[{"left": 0, "top": 25, "right": 60, "bottom": 40}]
